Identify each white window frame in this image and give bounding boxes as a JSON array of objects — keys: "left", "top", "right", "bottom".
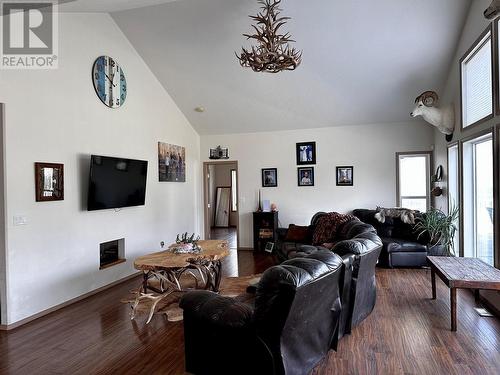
[
  {"left": 447, "top": 143, "right": 460, "bottom": 256},
  {"left": 396, "top": 152, "right": 432, "bottom": 212},
  {"left": 460, "top": 25, "right": 494, "bottom": 130},
  {"left": 462, "top": 132, "right": 494, "bottom": 264}
]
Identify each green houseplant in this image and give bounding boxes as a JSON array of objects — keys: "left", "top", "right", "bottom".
[{"left": 414, "top": 206, "right": 459, "bottom": 256}]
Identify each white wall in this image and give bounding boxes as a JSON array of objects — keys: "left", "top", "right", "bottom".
[
  {"left": 0, "top": 13, "right": 201, "bottom": 325},
  {"left": 201, "top": 122, "right": 434, "bottom": 248},
  {"left": 432, "top": 0, "right": 500, "bottom": 312}
]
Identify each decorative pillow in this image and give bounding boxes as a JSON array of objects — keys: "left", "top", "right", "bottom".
[
  {"left": 284, "top": 225, "right": 310, "bottom": 243},
  {"left": 312, "top": 212, "right": 356, "bottom": 245}
]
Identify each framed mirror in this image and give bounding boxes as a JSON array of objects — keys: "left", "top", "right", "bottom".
[
  {"left": 35, "top": 162, "right": 64, "bottom": 202},
  {"left": 215, "top": 187, "right": 231, "bottom": 227}
]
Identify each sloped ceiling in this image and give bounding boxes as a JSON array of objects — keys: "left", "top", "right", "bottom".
[
  {"left": 109, "top": 0, "right": 470, "bottom": 135},
  {"left": 59, "top": 0, "right": 181, "bottom": 13}
]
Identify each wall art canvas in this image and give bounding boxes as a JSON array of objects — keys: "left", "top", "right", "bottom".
[
  {"left": 262, "top": 168, "right": 278, "bottom": 187},
  {"left": 158, "top": 142, "right": 186, "bottom": 182},
  {"left": 35, "top": 162, "right": 64, "bottom": 202},
  {"left": 296, "top": 142, "right": 316, "bottom": 165},
  {"left": 336, "top": 166, "right": 353, "bottom": 186},
  {"left": 298, "top": 167, "right": 314, "bottom": 186}
]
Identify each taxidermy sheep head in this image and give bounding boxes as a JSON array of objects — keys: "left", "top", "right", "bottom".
[
  {"left": 485, "top": 0, "right": 500, "bottom": 19},
  {"left": 410, "top": 91, "right": 455, "bottom": 142}
]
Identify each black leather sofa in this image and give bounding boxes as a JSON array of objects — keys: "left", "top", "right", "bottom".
[
  {"left": 352, "top": 209, "right": 428, "bottom": 268},
  {"left": 180, "top": 250, "right": 344, "bottom": 375},
  {"left": 275, "top": 213, "right": 382, "bottom": 335}
]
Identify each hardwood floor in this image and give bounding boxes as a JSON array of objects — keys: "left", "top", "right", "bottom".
[
  {"left": 1, "top": 257, "right": 499, "bottom": 375},
  {"left": 210, "top": 227, "right": 237, "bottom": 249}
]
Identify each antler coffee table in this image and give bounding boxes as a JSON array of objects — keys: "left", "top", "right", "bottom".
[{"left": 132, "top": 240, "right": 229, "bottom": 323}]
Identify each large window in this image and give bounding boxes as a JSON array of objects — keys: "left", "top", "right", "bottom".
[
  {"left": 460, "top": 27, "right": 493, "bottom": 128},
  {"left": 462, "top": 133, "right": 494, "bottom": 265},
  {"left": 447, "top": 144, "right": 460, "bottom": 255},
  {"left": 396, "top": 152, "right": 431, "bottom": 212}
]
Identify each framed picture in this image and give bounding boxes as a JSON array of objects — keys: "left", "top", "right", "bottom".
[
  {"left": 158, "top": 142, "right": 186, "bottom": 182},
  {"left": 296, "top": 142, "right": 316, "bottom": 165},
  {"left": 35, "top": 162, "right": 64, "bottom": 202},
  {"left": 298, "top": 167, "right": 314, "bottom": 186},
  {"left": 265, "top": 242, "right": 275, "bottom": 253},
  {"left": 336, "top": 166, "right": 353, "bottom": 186},
  {"left": 262, "top": 168, "right": 278, "bottom": 187}
]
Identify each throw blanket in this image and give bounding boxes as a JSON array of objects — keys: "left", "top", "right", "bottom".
[
  {"left": 375, "top": 207, "right": 416, "bottom": 224},
  {"left": 312, "top": 212, "right": 356, "bottom": 246}
]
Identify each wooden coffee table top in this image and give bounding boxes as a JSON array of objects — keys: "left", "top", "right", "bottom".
[
  {"left": 134, "top": 240, "right": 229, "bottom": 271},
  {"left": 427, "top": 256, "right": 500, "bottom": 290}
]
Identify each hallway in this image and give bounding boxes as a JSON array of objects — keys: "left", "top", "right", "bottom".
[{"left": 210, "top": 227, "right": 237, "bottom": 249}]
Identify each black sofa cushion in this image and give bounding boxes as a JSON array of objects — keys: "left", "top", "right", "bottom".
[
  {"left": 384, "top": 238, "right": 427, "bottom": 254},
  {"left": 353, "top": 209, "right": 429, "bottom": 268}
]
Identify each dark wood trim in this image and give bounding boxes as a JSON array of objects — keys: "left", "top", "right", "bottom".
[
  {"left": 395, "top": 151, "right": 433, "bottom": 210},
  {"left": 0, "top": 272, "right": 141, "bottom": 331},
  {"left": 459, "top": 24, "right": 495, "bottom": 131}
]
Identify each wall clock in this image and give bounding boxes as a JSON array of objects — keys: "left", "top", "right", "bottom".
[{"left": 92, "top": 56, "right": 127, "bottom": 108}]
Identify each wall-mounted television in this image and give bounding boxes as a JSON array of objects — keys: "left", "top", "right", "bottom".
[{"left": 87, "top": 155, "right": 148, "bottom": 211}]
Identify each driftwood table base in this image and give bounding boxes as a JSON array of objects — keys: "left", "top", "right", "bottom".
[{"left": 131, "top": 240, "right": 229, "bottom": 324}]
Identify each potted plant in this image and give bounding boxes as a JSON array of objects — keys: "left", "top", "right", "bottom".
[{"left": 414, "top": 206, "right": 459, "bottom": 256}]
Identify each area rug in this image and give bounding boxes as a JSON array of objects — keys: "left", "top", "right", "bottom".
[{"left": 121, "top": 274, "right": 261, "bottom": 323}]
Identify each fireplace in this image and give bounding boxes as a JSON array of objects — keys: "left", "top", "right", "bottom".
[{"left": 100, "top": 239, "right": 125, "bottom": 269}]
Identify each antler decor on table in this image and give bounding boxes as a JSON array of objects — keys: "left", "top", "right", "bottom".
[{"left": 236, "top": 0, "right": 302, "bottom": 73}]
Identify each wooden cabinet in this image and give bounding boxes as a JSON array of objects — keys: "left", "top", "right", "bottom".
[{"left": 253, "top": 211, "right": 278, "bottom": 251}]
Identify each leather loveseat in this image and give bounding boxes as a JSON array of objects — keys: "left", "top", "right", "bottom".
[
  {"left": 353, "top": 209, "right": 428, "bottom": 268},
  {"left": 180, "top": 250, "right": 344, "bottom": 375}
]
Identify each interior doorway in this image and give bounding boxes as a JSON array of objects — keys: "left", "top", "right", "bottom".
[{"left": 203, "top": 161, "right": 239, "bottom": 250}]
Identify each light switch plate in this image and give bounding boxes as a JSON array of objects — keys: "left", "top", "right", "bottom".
[{"left": 13, "top": 215, "right": 27, "bottom": 226}]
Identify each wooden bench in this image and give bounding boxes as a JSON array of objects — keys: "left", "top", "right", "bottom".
[{"left": 428, "top": 256, "right": 500, "bottom": 331}]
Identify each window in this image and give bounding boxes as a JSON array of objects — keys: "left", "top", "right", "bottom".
[
  {"left": 231, "top": 169, "right": 237, "bottom": 212},
  {"left": 460, "top": 27, "right": 493, "bottom": 128},
  {"left": 396, "top": 152, "right": 431, "bottom": 212},
  {"left": 447, "top": 144, "right": 460, "bottom": 255},
  {"left": 462, "top": 133, "right": 494, "bottom": 265}
]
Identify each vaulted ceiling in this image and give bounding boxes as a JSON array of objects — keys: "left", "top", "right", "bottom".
[{"left": 64, "top": 0, "right": 471, "bottom": 135}]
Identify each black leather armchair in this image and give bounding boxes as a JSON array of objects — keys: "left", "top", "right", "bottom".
[
  {"left": 275, "top": 213, "right": 382, "bottom": 335},
  {"left": 180, "top": 250, "right": 344, "bottom": 375}
]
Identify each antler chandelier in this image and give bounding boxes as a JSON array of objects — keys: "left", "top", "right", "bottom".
[{"left": 237, "top": 0, "right": 302, "bottom": 73}]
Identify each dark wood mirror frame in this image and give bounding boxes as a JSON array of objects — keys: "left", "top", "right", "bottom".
[{"left": 35, "top": 162, "right": 64, "bottom": 202}]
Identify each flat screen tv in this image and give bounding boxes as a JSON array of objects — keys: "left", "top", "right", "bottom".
[{"left": 88, "top": 155, "right": 148, "bottom": 211}]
